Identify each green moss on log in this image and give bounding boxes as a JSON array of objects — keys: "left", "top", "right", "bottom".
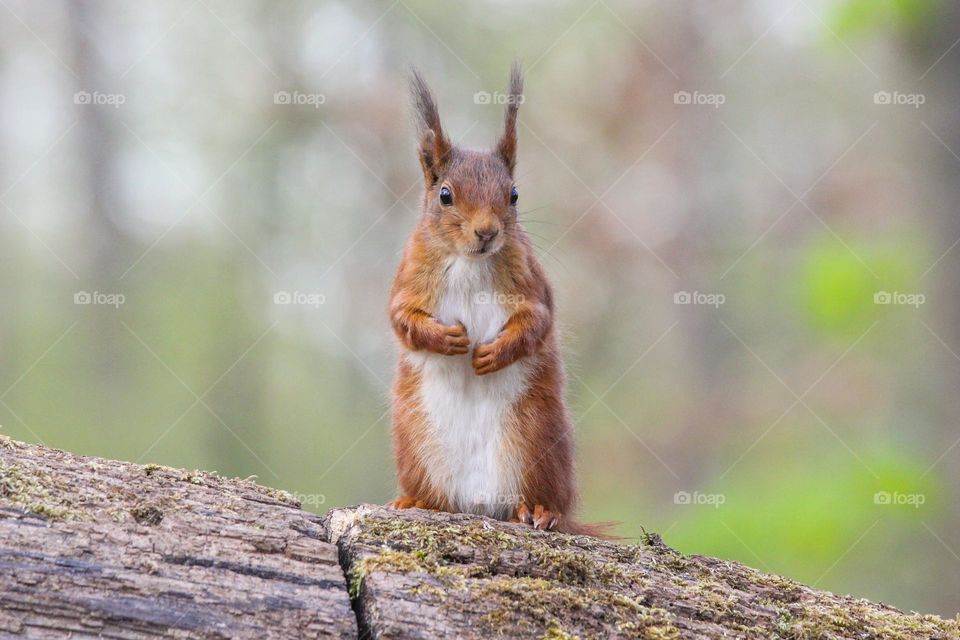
[{"left": 343, "top": 511, "right": 960, "bottom": 640}]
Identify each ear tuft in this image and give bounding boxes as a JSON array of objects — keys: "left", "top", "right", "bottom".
[
  {"left": 410, "top": 68, "right": 452, "bottom": 186},
  {"left": 495, "top": 61, "right": 523, "bottom": 174}
]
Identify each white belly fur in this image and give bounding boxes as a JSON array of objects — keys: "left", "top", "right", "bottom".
[{"left": 405, "top": 257, "right": 531, "bottom": 520}]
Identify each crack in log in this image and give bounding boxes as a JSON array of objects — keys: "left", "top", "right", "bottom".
[{"left": 161, "top": 554, "right": 345, "bottom": 590}]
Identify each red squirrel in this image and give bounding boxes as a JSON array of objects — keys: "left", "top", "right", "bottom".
[{"left": 388, "top": 64, "right": 603, "bottom": 536}]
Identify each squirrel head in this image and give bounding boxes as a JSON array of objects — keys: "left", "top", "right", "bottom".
[{"left": 410, "top": 64, "right": 523, "bottom": 259}]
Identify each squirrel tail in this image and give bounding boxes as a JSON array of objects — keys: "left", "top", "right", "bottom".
[{"left": 559, "top": 520, "right": 622, "bottom": 540}]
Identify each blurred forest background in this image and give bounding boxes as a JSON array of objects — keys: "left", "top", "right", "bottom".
[{"left": 2, "top": 0, "right": 959, "bottom": 617}]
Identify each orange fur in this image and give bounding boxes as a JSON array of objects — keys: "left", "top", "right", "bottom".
[{"left": 388, "top": 65, "right": 605, "bottom": 537}]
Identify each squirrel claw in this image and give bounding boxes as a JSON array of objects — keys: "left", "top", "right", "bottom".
[
  {"left": 517, "top": 503, "right": 533, "bottom": 525},
  {"left": 516, "top": 503, "right": 559, "bottom": 531}
]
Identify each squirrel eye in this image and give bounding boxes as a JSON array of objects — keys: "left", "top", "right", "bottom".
[
  {"left": 510, "top": 186, "right": 519, "bottom": 205},
  {"left": 439, "top": 186, "right": 453, "bottom": 206}
]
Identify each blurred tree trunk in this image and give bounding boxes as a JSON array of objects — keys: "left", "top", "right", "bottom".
[
  {"left": 67, "top": 0, "right": 130, "bottom": 376},
  {"left": 666, "top": 3, "right": 735, "bottom": 481},
  {"left": 201, "top": 0, "right": 280, "bottom": 479},
  {"left": 924, "top": 7, "right": 960, "bottom": 397},
  {"left": 909, "top": 1, "right": 960, "bottom": 617}
]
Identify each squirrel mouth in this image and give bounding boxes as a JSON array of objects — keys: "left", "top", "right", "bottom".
[
  {"left": 464, "top": 232, "right": 503, "bottom": 257},
  {"left": 467, "top": 245, "right": 495, "bottom": 257}
]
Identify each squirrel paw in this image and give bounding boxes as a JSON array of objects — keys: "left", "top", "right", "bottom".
[
  {"left": 438, "top": 322, "right": 470, "bottom": 355},
  {"left": 388, "top": 496, "right": 438, "bottom": 510},
  {"left": 473, "top": 339, "right": 509, "bottom": 375},
  {"left": 516, "top": 503, "right": 560, "bottom": 531}
]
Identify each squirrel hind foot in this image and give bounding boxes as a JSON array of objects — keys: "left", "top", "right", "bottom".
[
  {"left": 388, "top": 496, "right": 441, "bottom": 511},
  {"left": 516, "top": 502, "right": 560, "bottom": 531},
  {"left": 387, "top": 496, "right": 417, "bottom": 509}
]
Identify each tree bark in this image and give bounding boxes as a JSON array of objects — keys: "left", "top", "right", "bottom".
[
  {"left": 1, "top": 436, "right": 957, "bottom": 639},
  {"left": 0, "top": 436, "right": 356, "bottom": 639},
  {"left": 329, "top": 506, "right": 960, "bottom": 640}
]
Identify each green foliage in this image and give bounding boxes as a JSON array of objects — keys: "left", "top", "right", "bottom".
[
  {"left": 798, "top": 234, "right": 926, "bottom": 337},
  {"left": 669, "top": 442, "right": 937, "bottom": 587},
  {"left": 828, "top": 0, "right": 938, "bottom": 38}
]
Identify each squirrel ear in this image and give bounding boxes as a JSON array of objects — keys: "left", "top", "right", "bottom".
[
  {"left": 418, "top": 129, "right": 451, "bottom": 187},
  {"left": 410, "top": 69, "right": 452, "bottom": 186},
  {"left": 495, "top": 61, "right": 523, "bottom": 175}
]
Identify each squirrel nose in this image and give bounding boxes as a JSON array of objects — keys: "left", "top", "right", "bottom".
[{"left": 475, "top": 227, "right": 499, "bottom": 242}]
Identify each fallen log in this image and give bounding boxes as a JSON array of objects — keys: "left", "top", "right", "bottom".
[
  {"left": 0, "top": 436, "right": 355, "bottom": 638},
  {"left": 0, "top": 436, "right": 957, "bottom": 639},
  {"left": 327, "top": 506, "right": 960, "bottom": 639}
]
